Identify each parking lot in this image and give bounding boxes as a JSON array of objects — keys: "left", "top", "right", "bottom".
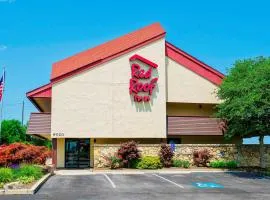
[{"left": 1, "top": 172, "right": 270, "bottom": 200}]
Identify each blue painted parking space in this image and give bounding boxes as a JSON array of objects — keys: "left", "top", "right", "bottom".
[{"left": 192, "top": 182, "right": 224, "bottom": 189}]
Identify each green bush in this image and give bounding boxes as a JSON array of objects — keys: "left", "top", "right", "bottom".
[
  {"left": 172, "top": 160, "right": 190, "bottom": 168},
  {"left": 130, "top": 159, "right": 141, "bottom": 169},
  {"left": 210, "top": 160, "right": 226, "bottom": 168},
  {"left": 182, "top": 160, "right": 191, "bottom": 168},
  {"left": 0, "top": 168, "right": 13, "bottom": 183},
  {"left": 226, "top": 161, "right": 237, "bottom": 169},
  {"left": 15, "top": 165, "right": 43, "bottom": 180},
  {"left": 209, "top": 160, "right": 237, "bottom": 169},
  {"left": 137, "top": 156, "right": 162, "bottom": 169},
  {"left": 172, "top": 160, "right": 183, "bottom": 167}
]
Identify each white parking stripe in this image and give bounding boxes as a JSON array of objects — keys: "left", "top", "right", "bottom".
[
  {"left": 153, "top": 174, "right": 184, "bottom": 188},
  {"left": 103, "top": 174, "right": 116, "bottom": 188}
]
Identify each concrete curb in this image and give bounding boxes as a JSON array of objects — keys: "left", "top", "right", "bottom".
[
  {"left": 2, "top": 173, "right": 51, "bottom": 195},
  {"left": 92, "top": 170, "right": 244, "bottom": 175},
  {"left": 54, "top": 169, "right": 244, "bottom": 175}
]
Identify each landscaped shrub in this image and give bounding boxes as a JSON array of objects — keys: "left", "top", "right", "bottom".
[
  {"left": 103, "top": 154, "right": 122, "bottom": 169},
  {"left": 14, "top": 165, "right": 43, "bottom": 180},
  {"left": 0, "top": 168, "right": 13, "bottom": 183},
  {"left": 210, "top": 160, "right": 237, "bottom": 169},
  {"left": 117, "top": 141, "right": 141, "bottom": 168},
  {"left": 182, "top": 160, "right": 191, "bottom": 168},
  {"left": 172, "top": 159, "right": 183, "bottom": 167},
  {"left": 159, "top": 144, "right": 174, "bottom": 167},
  {"left": 193, "top": 149, "right": 212, "bottom": 167},
  {"left": 226, "top": 161, "right": 237, "bottom": 169},
  {"left": 173, "top": 159, "right": 191, "bottom": 168},
  {"left": 136, "top": 156, "right": 162, "bottom": 169},
  {"left": 0, "top": 143, "right": 51, "bottom": 167},
  {"left": 209, "top": 160, "right": 226, "bottom": 168},
  {"left": 17, "top": 176, "right": 35, "bottom": 184},
  {"left": 130, "top": 158, "right": 141, "bottom": 169},
  {"left": 0, "top": 165, "right": 45, "bottom": 187}
]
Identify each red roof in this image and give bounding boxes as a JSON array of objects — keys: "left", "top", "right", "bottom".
[
  {"left": 26, "top": 23, "right": 225, "bottom": 111},
  {"left": 26, "top": 83, "right": 52, "bottom": 98},
  {"left": 51, "top": 23, "right": 166, "bottom": 82},
  {"left": 165, "top": 42, "right": 224, "bottom": 85}
]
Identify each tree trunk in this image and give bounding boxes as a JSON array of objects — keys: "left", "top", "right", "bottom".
[{"left": 259, "top": 135, "right": 265, "bottom": 169}]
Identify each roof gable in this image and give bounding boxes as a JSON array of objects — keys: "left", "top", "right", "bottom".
[
  {"left": 51, "top": 23, "right": 165, "bottom": 82},
  {"left": 26, "top": 83, "right": 52, "bottom": 98},
  {"left": 165, "top": 42, "right": 224, "bottom": 85}
]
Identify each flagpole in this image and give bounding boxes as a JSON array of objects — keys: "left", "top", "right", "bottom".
[{"left": 0, "top": 67, "right": 5, "bottom": 145}]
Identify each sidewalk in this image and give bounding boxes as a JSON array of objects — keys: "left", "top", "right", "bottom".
[{"left": 54, "top": 168, "right": 241, "bottom": 175}]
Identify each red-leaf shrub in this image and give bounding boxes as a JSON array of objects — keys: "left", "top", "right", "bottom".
[
  {"left": 0, "top": 143, "right": 51, "bottom": 167},
  {"left": 193, "top": 149, "right": 212, "bottom": 167},
  {"left": 159, "top": 144, "right": 174, "bottom": 167},
  {"left": 117, "top": 141, "right": 141, "bottom": 168}
]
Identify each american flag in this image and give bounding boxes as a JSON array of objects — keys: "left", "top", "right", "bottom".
[{"left": 0, "top": 72, "right": 5, "bottom": 102}]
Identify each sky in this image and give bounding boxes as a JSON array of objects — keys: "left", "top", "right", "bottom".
[{"left": 0, "top": 0, "right": 269, "bottom": 144}]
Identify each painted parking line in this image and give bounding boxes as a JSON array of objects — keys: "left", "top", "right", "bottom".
[
  {"left": 153, "top": 174, "right": 184, "bottom": 188},
  {"left": 103, "top": 174, "right": 116, "bottom": 188}
]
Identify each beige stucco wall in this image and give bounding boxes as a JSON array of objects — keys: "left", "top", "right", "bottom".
[
  {"left": 166, "top": 58, "right": 220, "bottom": 104},
  {"left": 167, "top": 102, "right": 216, "bottom": 117},
  {"left": 51, "top": 39, "right": 166, "bottom": 138},
  {"left": 57, "top": 138, "right": 65, "bottom": 168}
]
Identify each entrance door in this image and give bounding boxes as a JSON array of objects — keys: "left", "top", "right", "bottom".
[{"left": 65, "top": 139, "right": 90, "bottom": 168}]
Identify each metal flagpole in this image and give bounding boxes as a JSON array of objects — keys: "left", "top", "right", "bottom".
[{"left": 0, "top": 67, "right": 5, "bottom": 145}]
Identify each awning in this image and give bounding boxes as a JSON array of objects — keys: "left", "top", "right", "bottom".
[
  {"left": 27, "top": 113, "right": 51, "bottom": 138},
  {"left": 167, "top": 116, "right": 223, "bottom": 136}
]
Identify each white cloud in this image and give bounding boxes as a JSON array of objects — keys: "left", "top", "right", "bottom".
[{"left": 0, "top": 45, "right": 7, "bottom": 51}]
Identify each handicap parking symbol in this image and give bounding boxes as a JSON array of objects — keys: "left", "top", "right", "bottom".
[{"left": 192, "top": 182, "right": 224, "bottom": 189}]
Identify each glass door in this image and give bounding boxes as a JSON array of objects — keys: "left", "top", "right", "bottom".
[{"left": 65, "top": 139, "right": 90, "bottom": 168}]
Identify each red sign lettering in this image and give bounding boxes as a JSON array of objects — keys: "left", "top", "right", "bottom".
[{"left": 129, "top": 55, "right": 158, "bottom": 102}]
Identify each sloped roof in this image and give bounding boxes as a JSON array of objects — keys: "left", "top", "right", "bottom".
[
  {"left": 26, "top": 83, "right": 52, "bottom": 98},
  {"left": 26, "top": 23, "right": 225, "bottom": 112},
  {"left": 27, "top": 113, "right": 51, "bottom": 135},
  {"left": 167, "top": 116, "right": 223, "bottom": 136},
  {"left": 51, "top": 23, "right": 166, "bottom": 82},
  {"left": 165, "top": 42, "right": 224, "bottom": 85}
]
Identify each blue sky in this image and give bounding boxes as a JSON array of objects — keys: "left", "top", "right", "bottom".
[{"left": 0, "top": 0, "right": 269, "bottom": 144}]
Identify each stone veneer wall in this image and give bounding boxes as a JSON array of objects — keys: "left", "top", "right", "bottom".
[{"left": 93, "top": 144, "right": 270, "bottom": 168}]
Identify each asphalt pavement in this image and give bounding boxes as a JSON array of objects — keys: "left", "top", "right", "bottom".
[{"left": 1, "top": 172, "right": 269, "bottom": 200}]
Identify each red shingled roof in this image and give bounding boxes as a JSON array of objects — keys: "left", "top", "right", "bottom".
[{"left": 51, "top": 23, "right": 166, "bottom": 81}]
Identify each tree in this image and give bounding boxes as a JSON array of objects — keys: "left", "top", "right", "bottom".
[
  {"left": 0, "top": 119, "right": 51, "bottom": 148},
  {"left": 216, "top": 57, "right": 270, "bottom": 168},
  {"left": 1, "top": 119, "right": 26, "bottom": 144}
]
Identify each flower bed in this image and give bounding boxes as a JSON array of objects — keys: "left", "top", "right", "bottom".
[
  {"left": 95, "top": 141, "right": 241, "bottom": 170},
  {"left": 0, "top": 164, "right": 48, "bottom": 189}
]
